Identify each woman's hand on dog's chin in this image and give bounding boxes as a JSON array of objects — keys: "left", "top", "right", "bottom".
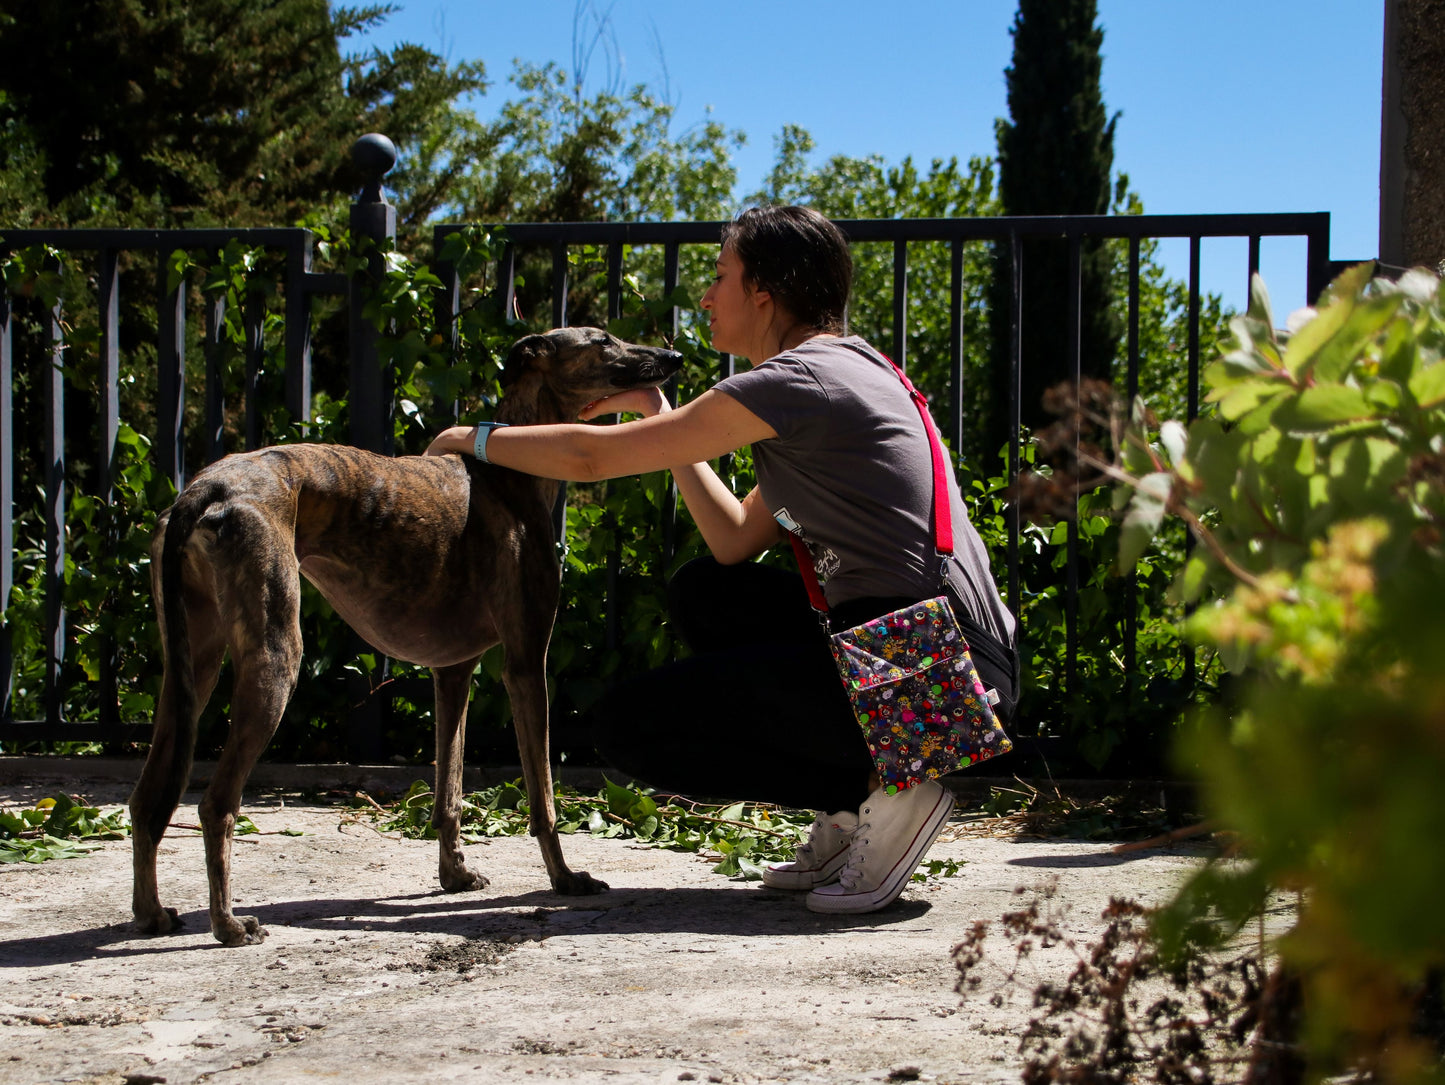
[
  {"left": 423, "top": 426, "right": 473, "bottom": 457},
  {"left": 578, "top": 387, "right": 669, "bottom": 422}
]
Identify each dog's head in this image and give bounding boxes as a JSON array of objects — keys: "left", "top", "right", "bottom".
[{"left": 496, "top": 327, "right": 684, "bottom": 423}]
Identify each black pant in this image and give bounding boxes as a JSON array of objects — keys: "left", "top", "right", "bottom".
[{"left": 589, "top": 557, "right": 1017, "bottom": 814}]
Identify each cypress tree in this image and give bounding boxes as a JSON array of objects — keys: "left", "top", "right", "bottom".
[{"left": 987, "top": 0, "right": 1121, "bottom": 456}]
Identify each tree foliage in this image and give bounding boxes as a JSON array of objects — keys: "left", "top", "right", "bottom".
[{"left": 0, "top": 0, "right": 487, "bottom": 228}]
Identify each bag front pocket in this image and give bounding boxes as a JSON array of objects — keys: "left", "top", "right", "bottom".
[{"left": 830, "top": 597, "right": 1012, "bottom": 791}]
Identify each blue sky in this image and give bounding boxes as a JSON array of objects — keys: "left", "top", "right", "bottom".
[{"left": 355, "top": 0, "right": 1385, "bottom": 316}]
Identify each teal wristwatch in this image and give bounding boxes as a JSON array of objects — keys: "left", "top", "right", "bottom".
[{"left": 472, "top": 421, "right": 510, "bottom": 463}]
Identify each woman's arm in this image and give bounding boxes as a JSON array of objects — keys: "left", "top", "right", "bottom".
[
  {"left": 424, "top": 387, "right": 783, "bottom": 563},
  {"left": 673, "top": 469, "right": 783, "bottom": 565},
  {"left": 425, "top": 387, "right": 773, "bottom": 482}
]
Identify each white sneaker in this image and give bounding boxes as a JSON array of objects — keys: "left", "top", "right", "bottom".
[
  {"left": 806, "top": 780, "right": 955, "bottom": 914},
  {"left": 762, "top": 810, "right": 859, "bottom": 890}
]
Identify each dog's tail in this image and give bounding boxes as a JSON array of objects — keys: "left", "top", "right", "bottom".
[{"left": 144, "top": 481, "right": 224, "bottom": 836}]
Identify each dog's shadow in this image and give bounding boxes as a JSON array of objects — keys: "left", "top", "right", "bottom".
[{"left": 1, "top": 886, "right": 932, "bottom": 966}]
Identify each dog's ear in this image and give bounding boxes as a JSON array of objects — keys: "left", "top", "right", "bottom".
[{"left": 498, "top": 334, "right": 556, "bottom": 389}]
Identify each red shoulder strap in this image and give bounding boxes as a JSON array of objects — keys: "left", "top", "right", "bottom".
[
  {"left": 876, "top": 353, "right": 954, "bottom": 557},
  {"left": 786, "top": 349, "right": 955, "bottom": 615}
]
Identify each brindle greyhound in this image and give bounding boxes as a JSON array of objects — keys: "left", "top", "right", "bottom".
[{"left": 130, "top": 327, "right": 683, "bottom": 946}]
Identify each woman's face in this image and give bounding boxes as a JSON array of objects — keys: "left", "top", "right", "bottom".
[{"left": 701, "top": 244, "right": 768, "bottom": 359}]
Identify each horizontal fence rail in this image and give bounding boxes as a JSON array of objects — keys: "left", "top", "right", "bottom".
[{"left": 3, "top": 209, "right": 1340, "bottom": 764}]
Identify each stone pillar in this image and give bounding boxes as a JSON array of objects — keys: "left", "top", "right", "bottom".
[{"left": 1380, "top": 0, "right": 1445, "bottom": 272}]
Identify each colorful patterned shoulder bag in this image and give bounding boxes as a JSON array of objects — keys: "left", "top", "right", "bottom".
[{"left": 787, "top": 354, "right": 1012, "bottom": 793}]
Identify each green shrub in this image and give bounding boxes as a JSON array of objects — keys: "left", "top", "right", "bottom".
[{"left": 1115, "top": 263, "right": 1445, "bottom": 1079}]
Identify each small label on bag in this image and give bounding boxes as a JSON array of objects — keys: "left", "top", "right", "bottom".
[{"left": 986, "top": 688, "right": 1000, "bottom": 707}]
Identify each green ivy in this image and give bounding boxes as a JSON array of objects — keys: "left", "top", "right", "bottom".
[
  {"left": 367, "top": 777, "right": 820, "bottom": 880},
  {"left": 0, "top": 794, "right": 129, "bottom": 863}
]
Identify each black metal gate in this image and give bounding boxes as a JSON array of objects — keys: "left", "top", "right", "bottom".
[{"left": 1, "top": 148, "right": 1342, "bottom": 757}]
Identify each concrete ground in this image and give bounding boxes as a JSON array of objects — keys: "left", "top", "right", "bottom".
[{"left": 0, "top": 763, "right": 1219, "bottom": 1085}]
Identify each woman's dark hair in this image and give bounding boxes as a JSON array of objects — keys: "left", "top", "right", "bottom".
[{"left": 721, "top": 206, "right": 853, "bottom": 335}]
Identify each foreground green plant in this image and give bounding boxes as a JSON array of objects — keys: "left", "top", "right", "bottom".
[
  {"left": 0, "top": 795, "right": 129, "bottom": 863},
  {"left": 365, "top": 777, "right": 821, "bottom": 880},
  {"left": 1103, "top": 264, "right": 1445, "bottom": 1082}
]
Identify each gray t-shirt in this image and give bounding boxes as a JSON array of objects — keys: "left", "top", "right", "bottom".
[{"left": 714, "top": 336, "right": 1016, "bottom": 648}]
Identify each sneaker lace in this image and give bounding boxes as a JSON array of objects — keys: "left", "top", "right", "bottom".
[{"left": 835, "top": 821, "right": 872, "bottom": 890}]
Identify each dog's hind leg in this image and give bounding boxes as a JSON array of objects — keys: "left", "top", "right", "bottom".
[
  {"left": 198, "top": 540, "right": 303, "bottom": 946},
  {"left": 432, "top": 658, "right": 487, "bottom": 892},
  {"left": 131, "top": 648, "right": 225, "bottom": 933},
  {"left": 132, "top": 522, "right": 227, "bottom": 935}
]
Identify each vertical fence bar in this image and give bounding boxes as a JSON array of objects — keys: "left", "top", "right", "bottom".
[
  {"left": 346, "top": 138, "right": 399, "bottom": 763},
  {"left": 948, "top": 239, "right": 965, "bottom": 454},
  {"left": 548, "top": 240, "right": 570, "bottom": 551},
  {"left": 1247, "top": 235, "right": 1261, "bottom": 298},
  {"left": 1123, "top": 236, "right": 1142, "bottom": 704},
  {"left": 433, "top": 240, "right": 461, "bottom": 425},
  {"left": 891, "top": 239, "right": 908, "bottom": 369},
  {"left": 0, "top": 273, "right": 13, "bottom": 719},
  {"left": 157, "top": 251, "right": 186, "bottom": 489},
  {"left": 500, "top": 243, "right": 518, "bottom": 325},
  {"left": 1006, "top": 233, "right": 1022, "bottom": 624},
  {"left": 606, "top": 242, "right": 623, "bottom": 321},
  {"left": 284, "top": 236, "right": 313, "bottom": 430},
  {"left": 1185, "top": 236, "right": 1202, "bottom": 694},
  {"left": 718, "top": 352, "right": 736, "bottom": 480},
  {"left": 97, "top": 248, "right": 122, "bottom": 733},
  {"left": 1305, "top": 214, "right": 1331, "bottom": 304},
  {"left": 662, "top": 240, "right": 681, "bottom": 569},
  {"left": 1187, "top": 237, "right": 1201, "bottom": 423},
  {"left": 551, "top": 242, "right": 569, "bottom": 329},
  {"left": 1006, "top": 232, "right": 1025, "bottom": 715},
  {"left": 604, "top": 243, "right": 624, "bottom": 654},
  {"left": 203, "top": 272, "right": 227, "bottom": 465},
  {"left": 348, "top": 179, "right": 397, "bottom": 456},
  {"left": 97, "top": 250, "right": 122, "bottom": 499},
  {"left": 44, "top": 266, "right": 66, "bottom": 728},
  {"left": 243, "top": 289, "right": 264, "bottom": 451},
  {"left": 1064, "top": 235, "right": 1082, "bottom": 697}
]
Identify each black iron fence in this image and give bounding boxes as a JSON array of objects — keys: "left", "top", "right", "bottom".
[{"left": 1, "top": 156, "right": 1345, "bottom": 762}]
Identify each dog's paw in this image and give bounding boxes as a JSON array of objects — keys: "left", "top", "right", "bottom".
[
  {"left": 213, "top": 915, "right": 268, "bottom": 947},
  {"left": 553, "top": 870, "right": 609, "bottom": 896},
  {"left": 440, "top": 865, "right": 489, "bottom": 893},
  {"left": 134, "top": 906, "right": 183, "bottom": 936}
]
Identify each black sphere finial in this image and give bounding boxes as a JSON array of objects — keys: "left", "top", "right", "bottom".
[{"left": 351, "top": 133, "right": 397, "bottom": 204}]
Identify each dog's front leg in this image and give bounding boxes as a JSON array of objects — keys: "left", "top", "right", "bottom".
[
  {"left": 432, "top": 659, "right": 487, "bottom": 892},
  {"left": 503, "top": 654, "right": 609, "bottom": 896}
]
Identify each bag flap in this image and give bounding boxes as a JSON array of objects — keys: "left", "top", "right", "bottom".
[{"left": 830, "top": 597, "right": 965, "bottom": 691}]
